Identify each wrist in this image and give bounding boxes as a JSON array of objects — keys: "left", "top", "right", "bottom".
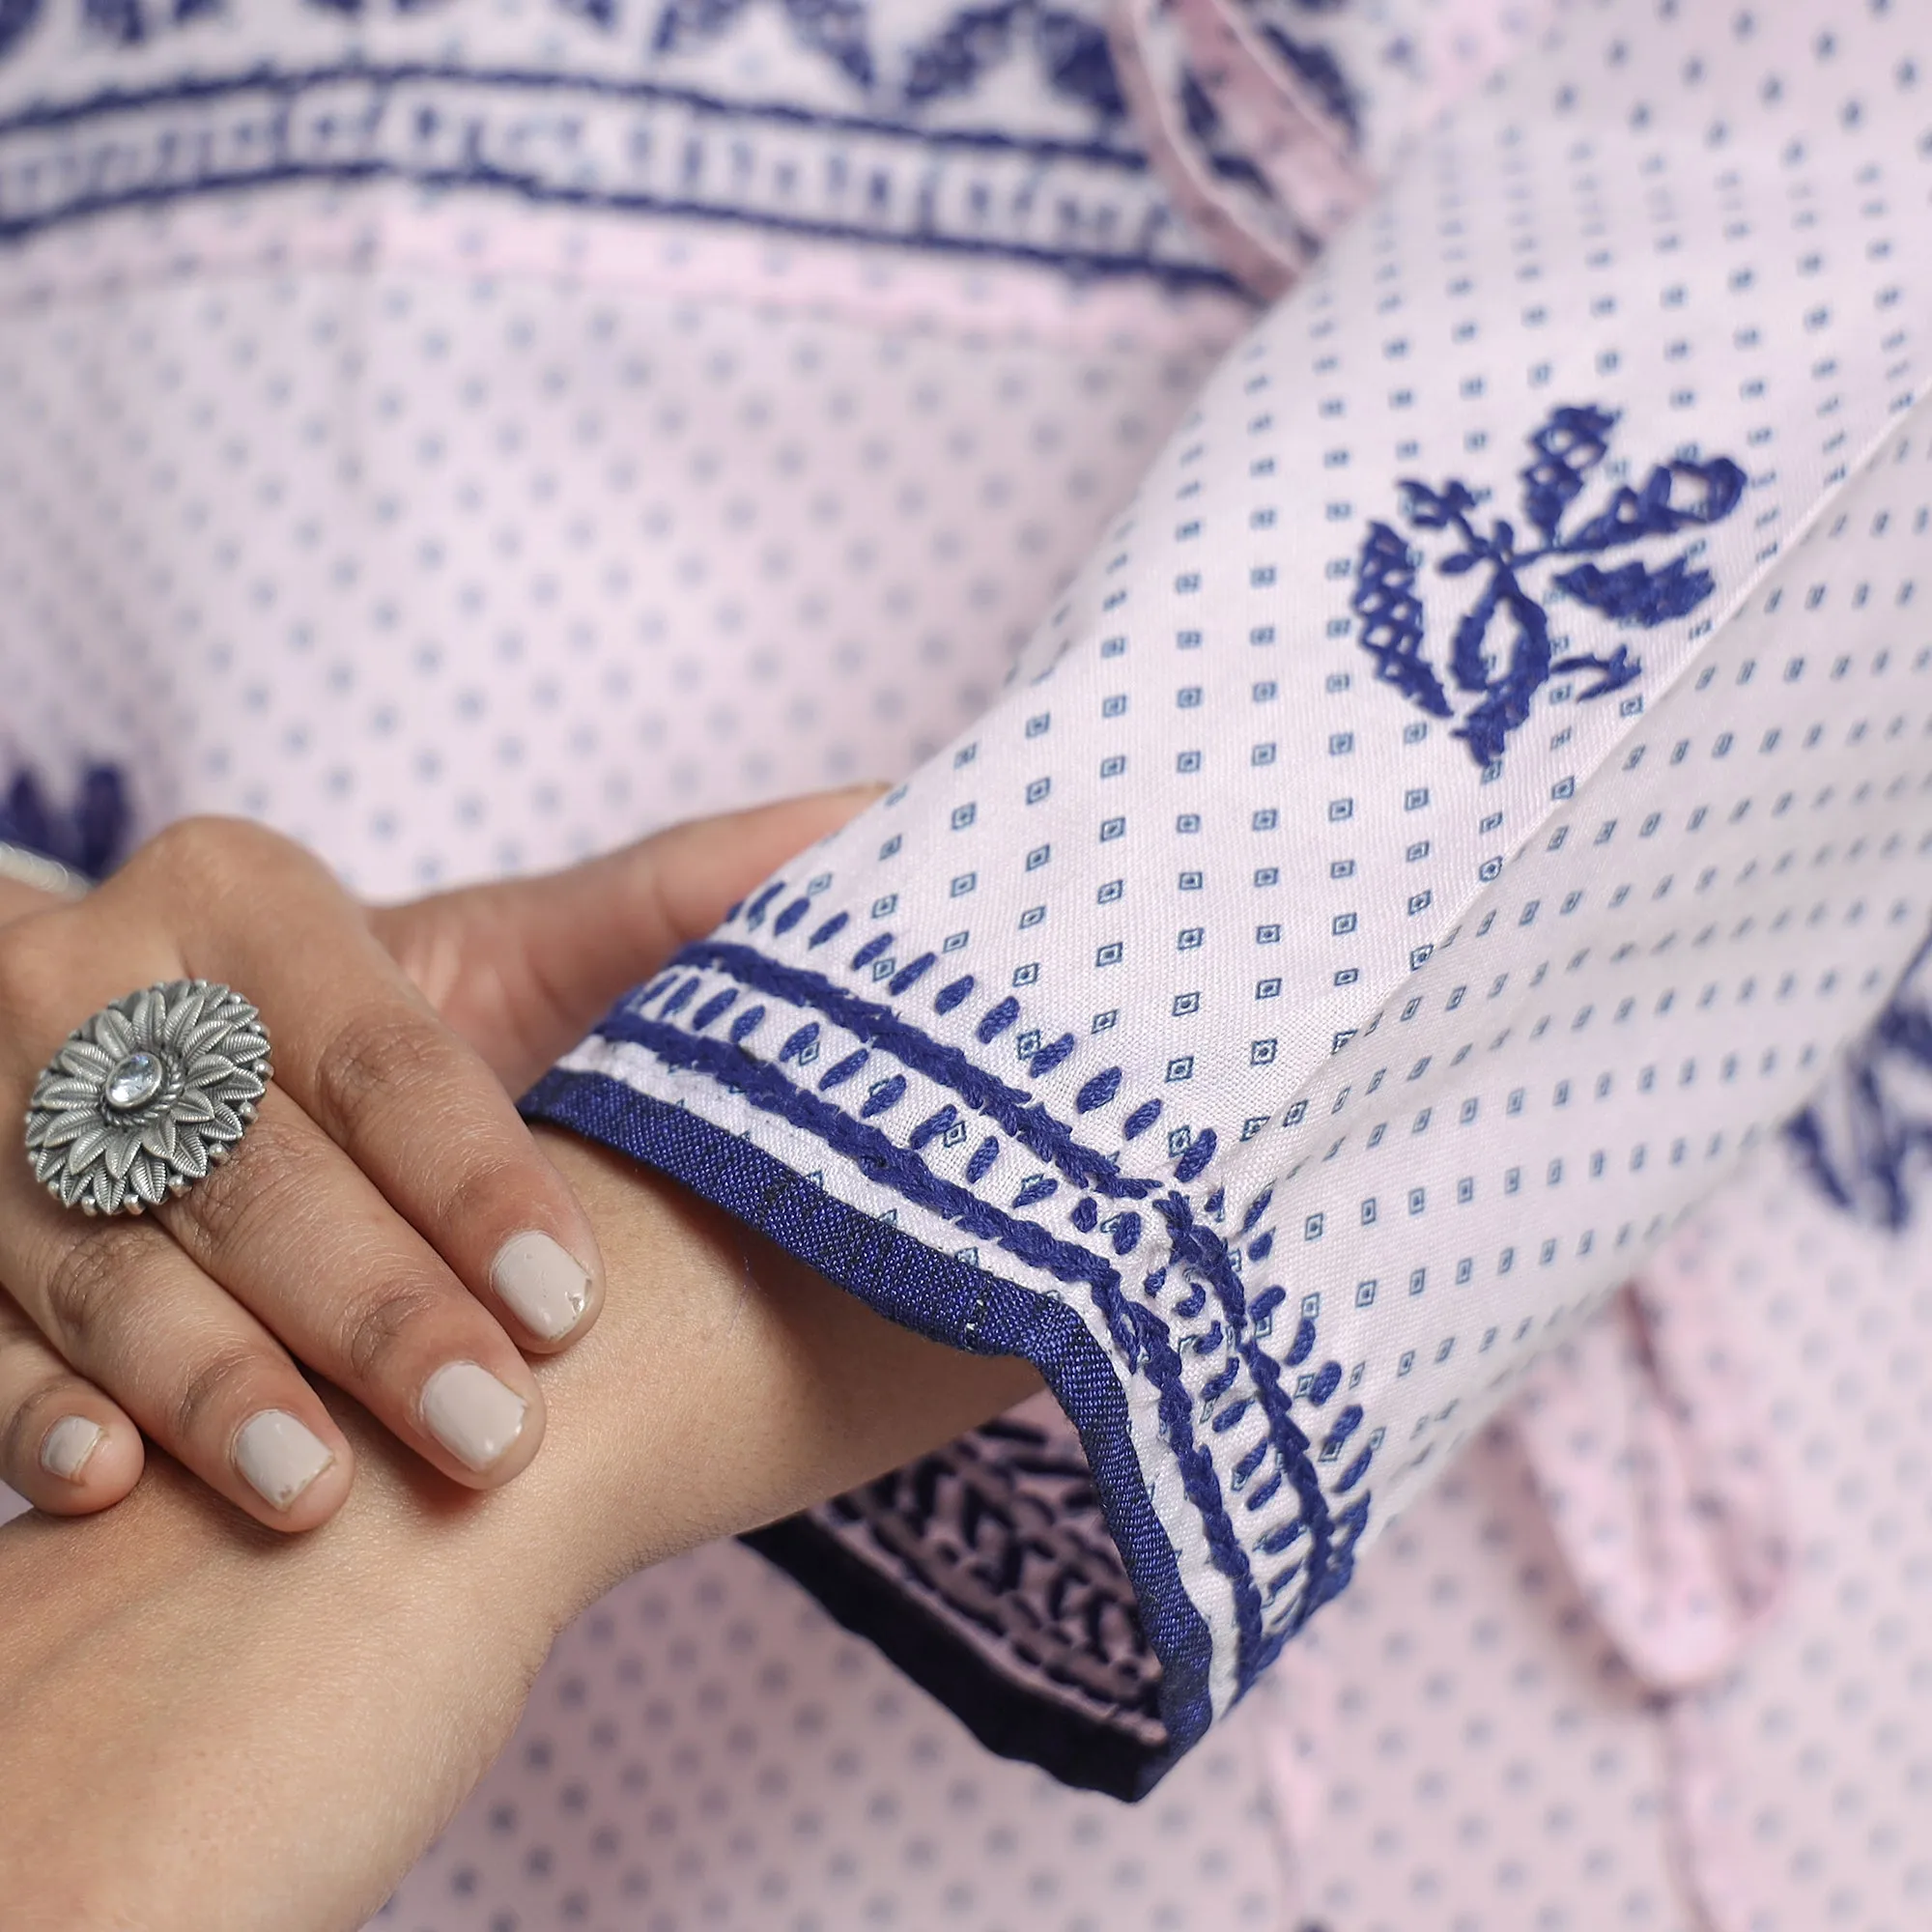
[{"left": 526, "top": 1130, "right": 1040, "bottom": 1591}]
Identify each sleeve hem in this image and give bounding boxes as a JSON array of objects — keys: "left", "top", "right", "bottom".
[
  {"left": 742, "top": 1515, "right": 1161, "bottom": 1801},
  {"left": 521, "top": 1063, "right": 1217, "bottom": 1796}
]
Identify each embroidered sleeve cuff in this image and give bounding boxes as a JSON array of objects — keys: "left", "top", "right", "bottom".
[{"left": 529, "top": 0, "right": 1930, "bottom": 1799}]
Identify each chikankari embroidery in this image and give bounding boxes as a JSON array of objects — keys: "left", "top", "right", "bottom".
[
  {"left": 0, "top": 0, "right": 1237, "bottom": 288},
  {"left": 1352, "top": 404, "right": 1747, "bottom": 765}
]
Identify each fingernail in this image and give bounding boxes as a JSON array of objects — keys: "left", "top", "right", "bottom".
[
  {"left": 235, "top": 1409, "right": 335, "bottom": 1510},
  {"left": 40, "top": 1414, "right": 104, "bottom": 1483},
  {"left": 421, "top": 1361, "right": 527, "bottom": 1472},
  {"left": 491, "top": 1230, "right": 592, "bottom": 1342}
]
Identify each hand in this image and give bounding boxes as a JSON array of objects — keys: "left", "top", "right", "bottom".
[
  {"left": 0, "top": 1125, "right": 1039, "bottom": 1932},
  {"left": 0, "top": 790, "right": 878, "bottom": 1531}
]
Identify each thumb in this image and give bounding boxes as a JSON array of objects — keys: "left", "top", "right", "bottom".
[{"left": 371, "top": 784, "right": 887, "bottom": 1092}]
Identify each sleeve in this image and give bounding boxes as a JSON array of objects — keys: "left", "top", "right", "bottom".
[{"left": 522, "top": 1, "right": 1932, "bottom": 1798}]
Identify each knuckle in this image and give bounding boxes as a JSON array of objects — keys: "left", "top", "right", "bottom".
[
  {"left": 310, "top": 1009, "right": 453, "bottom": 1145},
  {"left": 136, "top": 815, "right": 301, "bottom": 902},
  {"left": 438, "top": 1149, "right": 537, "bottom": 1234},
  {"left": 138, "top": 814, "right": 240, "bottom": 887},
  {"left": 337, "top": 1276, "right": 451, "bottom": 1384},
  {"left": 43, "top": 1224, "right": 155, "bottom": 1356},
  {"left": 167, "top": 1114, "right": 309, "bottom": 1264},
  {"left": 168, "top": 1341, "right": 266, "bottom": 1445}
]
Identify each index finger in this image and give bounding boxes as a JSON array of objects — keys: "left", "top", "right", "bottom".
[{"left": 108, "top": 824, "right": 605, "bottom": 1354}]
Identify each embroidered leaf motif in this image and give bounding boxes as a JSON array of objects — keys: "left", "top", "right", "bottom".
[
  {"left": 1395, "top": 476, "right": 1479, "bottom": 531},
  {"left": 81, "top": 0, "right": 142, "bottom": 40},
  {"left": 1553, "top": 554, "right": 1717, "bottom": 626},
  {"left": 782, "top": 0, "right": 873, "bottom": 88},
  {"left": 1520, "top": 403, "right": 1616, "bottom": 539},
  {"left": 1033, "top": 8, "right": 1124, "bottom": 118},
  {"left": 1549, "top": 644, "right": 1643, "bottom": 704},
  {"left": 1453, "top": 578, "right": 1552, "bottom": 769},
  {"left": 1353, "top": 522, "right": 1449, "bottom": 718},
  {"left": 1789, "top": 932, "right": 1932, "bottom": 1230},
  {"left": 652, "top": 0, "right": 748, "bottom": 53},
  {"left": 903, "top": 1, "right": 1022, "bottom": 105},
  {"left": 1179, "top": 70, "right": 1275, "bottom": 196},
  {"left": 1350, "top": 404, "right": 1747, "bottom": 765},
  {"left": 1562, "top": 455, "right": 1746, "bottom": 552}
]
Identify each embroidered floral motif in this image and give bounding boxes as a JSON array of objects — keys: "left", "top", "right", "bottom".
[{"left": 1352, "top": 405, "right": 1747, "bottom": 765}]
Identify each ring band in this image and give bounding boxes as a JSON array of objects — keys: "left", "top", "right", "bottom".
[{"left": 23, "top": 980, "right": 272, "bottom": 1216}]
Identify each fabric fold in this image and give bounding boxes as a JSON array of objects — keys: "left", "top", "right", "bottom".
[{"left": 526, "top": 0, "right": 1932, "bottom": 1794}]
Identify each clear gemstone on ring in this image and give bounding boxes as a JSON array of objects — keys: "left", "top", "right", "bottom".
[{"left": 103, "top": 1050, "right": 166, "bottom": 1113}]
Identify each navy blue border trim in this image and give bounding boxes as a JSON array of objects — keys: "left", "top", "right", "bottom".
[
  {"left": 0, "top": 62, "right": 1151, "bottom": 158},
  {"left": 624, "top": 940, "right": 1159, "bottom": 1199},
  {"left": 522, "top": 1065, "right": 1214, "bottom": 1796},
  {"left": 568, "top": 1005, "right": 1274, "bottom": 1692},
  {"left": 1157, "top": 1191, "right": 1340, "bottom": 1653},
  {"left": 0, "top": 163, "right": 1232, "bottom": 287},
  {"left": 0, "top": 62, "right": 1242, "bottom": 291}
]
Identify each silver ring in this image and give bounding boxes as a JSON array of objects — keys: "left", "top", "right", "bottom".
[{"left": 23, "top": 980, "right": 272, "bottom": 1216}]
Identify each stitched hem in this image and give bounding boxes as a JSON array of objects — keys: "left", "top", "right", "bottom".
[
  {"left": 742, "top": 1515, "right": 1162, "bottom": 1801},
  {"left": 521, "top": 1065, "right": 1214, "bottom": 1797}
]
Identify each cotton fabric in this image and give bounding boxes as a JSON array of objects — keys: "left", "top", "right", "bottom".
[{"left": 2, "top": 0, "right": 1931, "bottom": 1925}]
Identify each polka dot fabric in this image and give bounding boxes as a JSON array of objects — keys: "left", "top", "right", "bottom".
[
  {"left": 1260, "top": 1134, "right": 1932, "bottom": 1932},
  {"left": 373, "top": 1534, "right": 1288, "bottom": 1932},
  {"left": 0, "top": 0, "right": 1930, "bottom": 1927},
  {"left": 0, "top": 269, "right": 1227, "bottom": 895},
  {"left": 529, "top": 0, "right": 1932, "bottom": 1788}
]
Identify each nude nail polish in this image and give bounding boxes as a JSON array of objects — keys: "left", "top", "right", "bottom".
[
  {"left": 40, "top": 1414, "right": 103, "bottom": 1482},
  {"left": 491, "top": 1230, "right": 591, "bottom": 1342},
  {"left": 421, "top": 1361, "right": 527, "bottom": 1472},
  {"left": 235, "top": 1409, "right": 334, "bottom": 1510}
]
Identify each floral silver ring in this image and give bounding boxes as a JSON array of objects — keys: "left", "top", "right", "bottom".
[{"left": 23, "top": 980, "right": 273, "bottom": 1217}]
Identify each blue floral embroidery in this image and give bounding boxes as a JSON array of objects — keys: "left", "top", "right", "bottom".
[{"left": 1353, "top": 405, "right": 1747, "bottom": 765}]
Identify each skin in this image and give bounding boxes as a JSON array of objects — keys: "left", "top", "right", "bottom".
[
  {"left": 0, "top": 790, "right": 884, "bottom": 1529},
  {"left": 0, "top": 1129, "right": 1042, "bottom": 1931},
  {"left": 0, "top": 796, "right": 1045, "bottom": 1927}
]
